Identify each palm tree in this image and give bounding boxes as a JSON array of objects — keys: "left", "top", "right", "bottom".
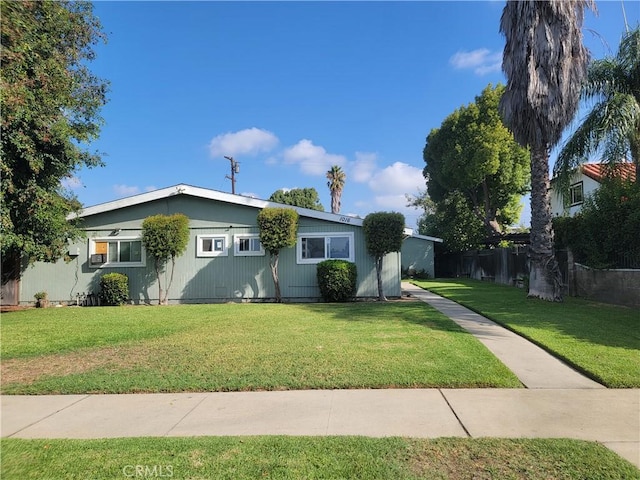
[
  {"left": 555, "top": 26, "right": 640, "bottom": 191},
  {"left": 326, "top": 165, "right": 346, "bottom": 214},
  {"left": 499, "top": 0, "right": 594, "bottom": 301}
]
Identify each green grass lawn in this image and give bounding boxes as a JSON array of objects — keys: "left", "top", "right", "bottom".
[
  {"left": 0, "top": 302, "right": 522, "bottom": 394},
  {"left": 3, "top": 437, "right": 637, "bottom": 480},
  {"left": 412, "top": 279, "right": 640, "bottom": 388}
]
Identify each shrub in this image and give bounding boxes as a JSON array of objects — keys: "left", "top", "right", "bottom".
[
  {"left": 317, "top": 260, "right": 357, "bottom": 302},
  {"left": 257, "top": 207, "right": 299, "bottom": 302},
  {"left": 553, "top": 180, "right": 640, "bottom": 268},
  {"left": 142, "top": 213, "right": 190, "bottom": 305},
  {"left": 99, "top": 272, "right": 129, "bottom": 306}
]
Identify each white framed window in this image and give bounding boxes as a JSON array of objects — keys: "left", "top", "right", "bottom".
[
  {"left": 197, "top": 234, "right": 228, "bottom": 257},
  {"left": 89, "top": 237, "right": 145, "bottom": 268},
  {"left": 234, "top": 234, "right": 265, "bottom": 256},
  {"left": 297, "top": 232, "right": 354, "bottom": 264},
  {"left": 569, "top": 182, "right": 584, "bottom": 206}
]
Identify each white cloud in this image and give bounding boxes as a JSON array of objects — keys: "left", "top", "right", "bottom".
[
  {"left": 373, "top": 194, "right": 412, "bottom": 210},
  {"left": 449, "top": 48, "right": 502, "bottom": 75},
  {"left": 144, "top": 186, "right": 157, "bottom": 192},
  {"left": 61, "top": 176, "right": 82, "bottom": 190},
  {"left": 368, "top": 162, "right": 425, "bottom": 195},
  {"left": 350, "top": 152, "right": 378, "bottom": 183},
  {"left": 209, "top": 128, "right": 279, "bottom": 158},
  {"left": 283, "top": 139, "right": 346, "bottom": 176},
  {"left": 113, "top": 184, "right": 140, "bottom": 197}
]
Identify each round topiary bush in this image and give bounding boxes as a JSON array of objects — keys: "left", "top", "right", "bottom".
[
  {"left": 316, "top": 260, "right": 357, "bottom": 302},
  {"left": 99, "top": 272, "right": 129, "bottom": 306}
]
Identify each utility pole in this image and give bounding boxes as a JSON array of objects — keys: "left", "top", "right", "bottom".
[{"left": 224, "top": 156, "right": 239, "bottom": 194}]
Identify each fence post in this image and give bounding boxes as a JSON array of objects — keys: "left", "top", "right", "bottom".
[{"left": 567, "top": 249, "right": 576, "bottom": 296}]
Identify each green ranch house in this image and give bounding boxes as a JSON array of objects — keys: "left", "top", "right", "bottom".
[{"left": 14, "top": 185, "right": 441, "bottom": 305}]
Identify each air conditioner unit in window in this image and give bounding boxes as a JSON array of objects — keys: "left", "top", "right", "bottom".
[{"left": 90, "top": 254, "right": 105, "bottom": 265}]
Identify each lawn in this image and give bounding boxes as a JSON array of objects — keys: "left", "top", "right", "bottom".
[
  {"left": 2, "top": 437, "right": 637, "bottom": 479},
  {"left": 0, "top": 301, "right": 522, "bottom": 394},
  {"left": 412, "top": 279, "right": 640, "bottom": 388}
]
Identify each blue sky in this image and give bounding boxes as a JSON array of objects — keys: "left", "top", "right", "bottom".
[{"left": 67, "top": 1, "right": 639, "bottom": 229}]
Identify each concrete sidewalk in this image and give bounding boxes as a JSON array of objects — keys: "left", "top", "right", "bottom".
[
  {"left": 1, "top": 285, "right": 638, "bottom": 468},
  {"left": 2, "top": 389, "right": 639, "bottom": 466}
]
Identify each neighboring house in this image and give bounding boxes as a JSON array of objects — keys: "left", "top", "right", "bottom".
[
  {"left": 16, "top": 185, "right": 442, "bottom": 305},
  {"left": 551, "top": 162, "right": 636, "bottom": 217}
]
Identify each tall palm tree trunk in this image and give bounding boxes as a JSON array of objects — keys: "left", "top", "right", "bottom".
[{"left": 528, "top": 147, "right": 562, "bottom": 301}]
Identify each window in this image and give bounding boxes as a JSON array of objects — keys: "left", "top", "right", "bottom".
[
  {"left": 197, "top": 235, "right": 228, "bottom": 257},
  {"left": 89, "top": 237, "right": 145, "bottom": 268},
  {"left": 297, "top": 232, "right": 354, "bottom": 264},
  {"left": 234, "top": 235, "right": 265, "bottom": 256},
  {"left": 569, "top": 182, "right": 584, "bottom": 206}
]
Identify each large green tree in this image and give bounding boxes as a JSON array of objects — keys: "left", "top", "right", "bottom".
[
  {"left": 326, "top": 165, "right": 346, "bottom": 214},
  {"left": 555, "top": 25, "right": 640, "bottom": 191},
  {"left": 1, "top": 1, "right": 108, "bottom": 278},
  {"left": 499, "top": 0, "right": 593, "bottom": 301},
  {"left": 423, "top": 84, "right": 530, "bottom": 241},
  {"left": 410, "top": 190, "right": 486, "bottom": 252},
  {"left": 269, "top": 188, "right": 324, "bottom": 211}
]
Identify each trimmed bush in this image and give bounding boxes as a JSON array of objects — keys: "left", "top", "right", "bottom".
[
  {"left": 317, "top": 260, "right": 357, "bottom": 302},
  {"left": 99, "top": 273, "right": 129, "bottom": 306}
]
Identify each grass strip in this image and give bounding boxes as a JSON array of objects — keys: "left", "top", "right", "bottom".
[
  {"left": 2, "top": 437, "right": 637, "bottom": 479},
  {"left": 412, "top": 279, "right": 640, "bottom": 388}
]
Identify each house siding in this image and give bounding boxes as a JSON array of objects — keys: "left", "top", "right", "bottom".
[
  {"left": 19, "top": 193, "right": 406, "bottom": 304},
  {"left": 550, "top": 171, "right": 602, "bottom": 217},
  {"left": 401, "top": 237, "right": 436, "bottom": 278}
]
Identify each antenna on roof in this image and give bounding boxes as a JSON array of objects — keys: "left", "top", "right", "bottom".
[{"left": 224, "top": 156, "right": 239, "bottom": 194}]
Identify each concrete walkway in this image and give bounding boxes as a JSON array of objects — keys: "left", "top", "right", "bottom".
[
  {"left": 1, "top": 285, "right": 638, "bottom": 468},
  {"left": 401, "top": 283, "right": 604, "bottom": 389},
  {"left": 2, "top": 389, "right": 639, "bottom": 466}
]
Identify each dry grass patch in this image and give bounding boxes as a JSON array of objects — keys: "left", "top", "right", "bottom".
[{"left": 0, "top": 344, "right": 157, "bottom": 385}]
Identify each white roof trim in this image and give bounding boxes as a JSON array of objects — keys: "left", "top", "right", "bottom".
[
  {"left": 70, "top": 185, "right": 444, "bottom": 243},
  {"left": 410, "top": 233, "right": 444, "bottom": 243},
  {"left": 71, "top": 184, "right": 365, "bottom": 226}
]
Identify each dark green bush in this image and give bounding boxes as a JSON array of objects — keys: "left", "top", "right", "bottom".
[
  {"left": 99, "top": 272, "right": 129, "bottom": 306},
  {"left": 316, "top": 260, "right": 357, "bottom": 302}
]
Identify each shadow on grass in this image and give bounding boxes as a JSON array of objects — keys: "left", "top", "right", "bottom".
[{"left": 289, "top": 301, "right": 468, "bottom": 335}]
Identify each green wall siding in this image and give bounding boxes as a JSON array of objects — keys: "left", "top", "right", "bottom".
[
  {"left": 19, "top": 195, "right": 410, "bottom": 304},
  {"left": 401, "top": 237, "right": 436, "bottom": 278}
]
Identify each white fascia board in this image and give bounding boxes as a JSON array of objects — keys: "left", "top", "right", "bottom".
[
  {"left": 69, "top": 184, "right": 365, "bottom": 227},
  {"left": 411, "top": 233, "right": 444, "bottom": 243}
]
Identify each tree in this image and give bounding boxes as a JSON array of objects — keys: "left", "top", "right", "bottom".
[
  {"left": 423, "top": 84, "right": 530, "bottom": 240},
  {"left": 141, "top": 214, "right": 190, "bottom": 305},
  {"left": 410, "top": 190, "right": 486, "bottom": 252},
  {"left": 326, "top": 165, "right": 346, "bottom": 214},
  {"left": 362, "top": 212, "right": 405, "bottom": 301},
  {"left": 0, "top": 1, "right": 108, "bottom": 280},
  {"left": 257, "top": 208, "right": 299, "bottom": 302},
  {"left": 555, "top": 25, "right": 640, "bottom": 192},
  {"left": 499, "top": 0, "right": 593, "bottom": 301},
  {"left": 269, "top": 188, "right": 324, "bottom": 211}
]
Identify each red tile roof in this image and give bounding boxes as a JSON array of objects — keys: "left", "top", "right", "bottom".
[{"left": 581, "top": 163, "right": 636, "bottom": 183}]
